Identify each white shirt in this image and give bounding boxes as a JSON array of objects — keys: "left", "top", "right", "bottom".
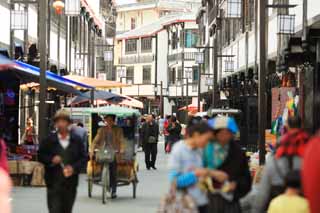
[{"left": 58, "top": 134, "right": 70, "bottom": 149}]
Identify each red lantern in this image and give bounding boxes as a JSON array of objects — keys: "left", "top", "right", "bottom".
[{"left": 53, "top": 0, "right": 65, "bottom": 15}]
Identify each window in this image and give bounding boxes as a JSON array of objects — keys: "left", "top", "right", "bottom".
[
  {"left": 141, "top": 37, "right": 152, "bottom": 52},
  {"left": 131, "top": 17, "right": 136, "bottom": 30},
  {"left": 125, "top": 39, "right": 137, "bottom": 54},
  {"left": 170, "top": 68, "right": 176, "bottom": 84},
  {"left": 143, "top": 66, "right": 151, "bottom": 84},
  {"left": 192, "top": 66, "right": 199, "bottom": 82},
  {"left": 171, "top": 32, "right": 178, "bottom": 50},
  {"left": 126, "top": 67, "right": 134, "bottom": 84},
  {"left": 184, "top": 29, "right": 199, "bottom": 48}
]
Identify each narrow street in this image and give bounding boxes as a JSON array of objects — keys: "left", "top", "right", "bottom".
[{"left": 12, "top": 142, "right": 169, "bottom": 213}]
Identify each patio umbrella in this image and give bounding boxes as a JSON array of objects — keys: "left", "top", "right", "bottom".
[{"left": 68, "top": 90, "right": 125, "bottom": 106}]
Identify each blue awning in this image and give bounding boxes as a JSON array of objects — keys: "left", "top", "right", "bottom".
[{"left": 14, "top": 61, "right": 93, "bottom": 89}]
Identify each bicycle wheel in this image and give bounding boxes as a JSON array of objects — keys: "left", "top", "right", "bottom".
[
  {"left": 88, "top": 177, "right": 93, "bottom": 198},
  {"left": 102, "top": 164, "right": 110, "bottom": 204}
]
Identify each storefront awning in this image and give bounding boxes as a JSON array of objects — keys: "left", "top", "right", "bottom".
[
  {"left": 0, "top": 56, "right": 91, "bottom": 95},
  {"left": 64, "top": 75, "right": 130, "bottom": 89},
  {"left": 14, "top": 61, "right": 94, "bottom": 90}
]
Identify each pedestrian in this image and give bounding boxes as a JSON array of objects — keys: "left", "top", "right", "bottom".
[
  {"left": 204, "top": 116, "right": 251, "bottom": 213},
  {"left": 268, "top": 170, "right": 309, "bottom": 213},
  {"left": 167, "top": 116, "right": 182, "bottom": 148},
  {"left": 168, "top": 117, "right": 228, "bottom": 213},
  {"left": 141, "top": 114, "right": 159, "bottom": 170},
  {"left": 163, "top": 115, "right": 171, "bottom": 153},
  {"left": 0, "top": 130, "right": 11, "bottom": 213},
  {"left": 91, "top": 114, "right": 125, "bottom": 199},
  {"left": 302, "top": 93, "right": 320, "bottom": 213},
  {"left": 138, "top": 117, "right": 146, "bottom": 149},
  {"left": 253, "top": 116, "right": 309, "bottom": 213},
  {"left": 21, "top": 117, "right": 37, "bottom": 144},
  {"left": 38, "top": 109, "right": 87, "bottom": 213},
  {"left": 71, "top": 122, "right": 88, "bottom": 153}
]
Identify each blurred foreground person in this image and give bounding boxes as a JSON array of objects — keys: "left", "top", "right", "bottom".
[
  {"left": 303, "top": 92, "right": 320, "bottom": 213},
  {"left": 168, "top": 117, "right": 228, "bottom": 213},
  {"left": 204, "top": 116, "right": 251, "bottom": 213},
  {"left": 253, "top": 116, "right": 309, "bottom": 213},
  {"left": 39, "top": 110, "right": 86, "bottom": 213},
  {"left": 0, "top": 130, "right": 11, "bottom": 213},
  {"left": 141, "top": 115, "right": 159, "bottom": 170},
  {"left": 268, "top": 170, "right": 309, "bottom": 213}
]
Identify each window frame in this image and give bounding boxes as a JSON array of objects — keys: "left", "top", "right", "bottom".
[
  {"left": 125, "top": 39, "right": 138, "bottom": 54},
  {"left": 141, "top": 37, "right": 152, "bottom": 53},
  {"left": 142, "top": 65, "right": 152, "bottom": 84},
  {"left": 126, "top": 66, "right": 134, "bottom": 84}
]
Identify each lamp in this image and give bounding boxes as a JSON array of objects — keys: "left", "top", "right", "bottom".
[
  {"left": 278, "top": 14, "right": 295, "bottom": 35},
  {"left": 226, "top": 0, "right": 242, "bottom": 18},
  {"left": 118, "top": 67, "right": 126, "bottom": 78},
  {"left": 185, "top": 68, "right": 193, "bottom": 80},
  {"left": 206, "top": 78, "right": 214, "bottom": 86},
  {"left": 154, "top": 86, "right": 159, "bottom": 93},
  {"left": 65, "top": 0, "right": 80, "bottom": 16},
  {"left": 225, "top": 60, "right": 235, "bottom": 72},
  {"left": 195, "top": 52, "right": 204, "bottom": 64},
  {"left": 11, "top": 9, "right": 28, "bottom": 30},
  {"left": 53, "top": 0, "right": 65, "bottom": 15},
  {"left": 75, "top": 58, "right": 83, "bottom": 70},
  {"left": 104, "top": 50, "right": 113, "bottom": 62}
]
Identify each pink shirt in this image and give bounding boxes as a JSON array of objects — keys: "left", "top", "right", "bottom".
[
  {"left": 0, "top": 139, "right": 8, "bottom": 173},
  {"left": 0, "top": 168, "right": 11, "bottom": 213}
]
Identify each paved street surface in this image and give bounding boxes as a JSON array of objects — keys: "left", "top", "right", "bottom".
[{"left": 12, "top": 142, "right": 169, "bottom": 213}]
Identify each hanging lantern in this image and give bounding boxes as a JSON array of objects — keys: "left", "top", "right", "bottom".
[
  {"left": 53, "top": 0, "right": 65, "bottom": 15},
  {"left": 11, "top": 9, "right": 28, "bottom": 30},
  {"left": 226, "top": 0, "right": 242, "bottom": 18},
  {"left": 278, "top": 14, "right": 295, "bottom": 35},
  {"left": 65, "top": 0, "right": 80, "bottom": 16},
  {"left": 225, "top": 59, "right": 235, "bottom": 72}
]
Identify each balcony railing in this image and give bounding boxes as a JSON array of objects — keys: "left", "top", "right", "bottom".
[
  {"left": 168, "top": 52, "right": 198, "bottom": 62},
  {"left": 119, "top": 54, "right": 155, "bottom": 64}
]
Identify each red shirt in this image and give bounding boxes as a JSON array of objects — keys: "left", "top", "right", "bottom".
[{"left": 302, "top": 136, "right": 320, "bottom": 213}]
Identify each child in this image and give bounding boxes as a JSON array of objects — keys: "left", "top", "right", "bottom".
[{"left": 268, "top": 170, "right": 309, "bottom": 213}]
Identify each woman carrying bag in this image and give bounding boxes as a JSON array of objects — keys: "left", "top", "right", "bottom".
[
  {"left": 164, "top": 118, "right": 228, "bottom": 213},
  {"left": 204, "top": 116, "right": 251, "bottom": 213}
]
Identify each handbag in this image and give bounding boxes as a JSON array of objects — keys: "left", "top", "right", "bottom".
[
  {"left": 158, "top": 181, "right": 198, "bottom": 213},
  {"left": 95, "top": 142, "right": 115, "bottom": 164},
  {"left": 148, "top": 136, "right": 157, "bottom": 144}
]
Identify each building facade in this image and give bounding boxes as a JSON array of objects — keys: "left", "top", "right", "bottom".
[
  {"left": 115, "top": 0, "right": 201, "bottom": 115},
  {"left": 198, "top": 0, "right": 320, "bottom": 145}
]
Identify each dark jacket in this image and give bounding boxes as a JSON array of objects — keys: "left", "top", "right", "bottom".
[
  {"left": 141, "top": 121, "right": 159, "bottom": 144},
  {"left": 38, "top": 132, "right": 87, "bottom": 188},
  {"left": 167, "top": 122, "right": 182, "bottom": 143},
  {"left": 215, "top": 141, "right": 252, "bottom": 201}
]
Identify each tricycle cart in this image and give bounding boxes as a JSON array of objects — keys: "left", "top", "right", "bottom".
[{"left": 86, "top": 106, "right": 140, "bottom": 204}]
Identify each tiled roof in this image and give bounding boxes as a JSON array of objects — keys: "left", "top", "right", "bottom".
[{"left": 116, "top": 12, "right": 197, "bottom": 40}]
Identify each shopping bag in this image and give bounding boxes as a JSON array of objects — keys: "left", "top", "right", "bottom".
[
  {"left": 158, "top": 181, "right": 198, "bottom": 213},
  {"left": 165, "top": 143, "right": 171, "bottom": 153}
]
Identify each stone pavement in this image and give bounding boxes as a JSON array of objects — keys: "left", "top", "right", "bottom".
[{"left": 12, "top": 142, "right": 169, "bottom": 213}]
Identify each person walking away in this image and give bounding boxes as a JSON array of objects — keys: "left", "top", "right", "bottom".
[
  {"left": 71, "top": 122, "right": 88, "bottom": 153},
  {"left": 167, "top": 116, "right": 182, "bottom": 148},
  {"left": 163, "top": 115, "right": 171, "bottom": 153},
  {"left": 38, "top": 110, "right": 86, "bottom": 213},
  {"left": 268, "top": 170, "right": 309, "bottom": 213},
  {"left": 0, "top": 130, "right": 11, "bottom": 213},
  {"left": 141, "top": 115, "right": 159, "bottom": 170},
  {"left": 168, "top": 117, "right": 228, "bottom": 213},
  {"left": 91, "top": 114, "right": 124, "bottom": 199},
  {"left": 204, "top": 116, "right": 251, "bottom": 213},
  {"left": 253, "top": 116, "right": 309, "bottom": 213}
]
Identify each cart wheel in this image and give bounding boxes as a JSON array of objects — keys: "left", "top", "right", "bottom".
[
  {"left": 102, "top": 165, "right": 110, "bottom": 204},
  {"left": 88, "top": 178, "right": 93, "bottom": 198},
  {"left": 132, "top": 181, "right": 137, "bottom": 199}
]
